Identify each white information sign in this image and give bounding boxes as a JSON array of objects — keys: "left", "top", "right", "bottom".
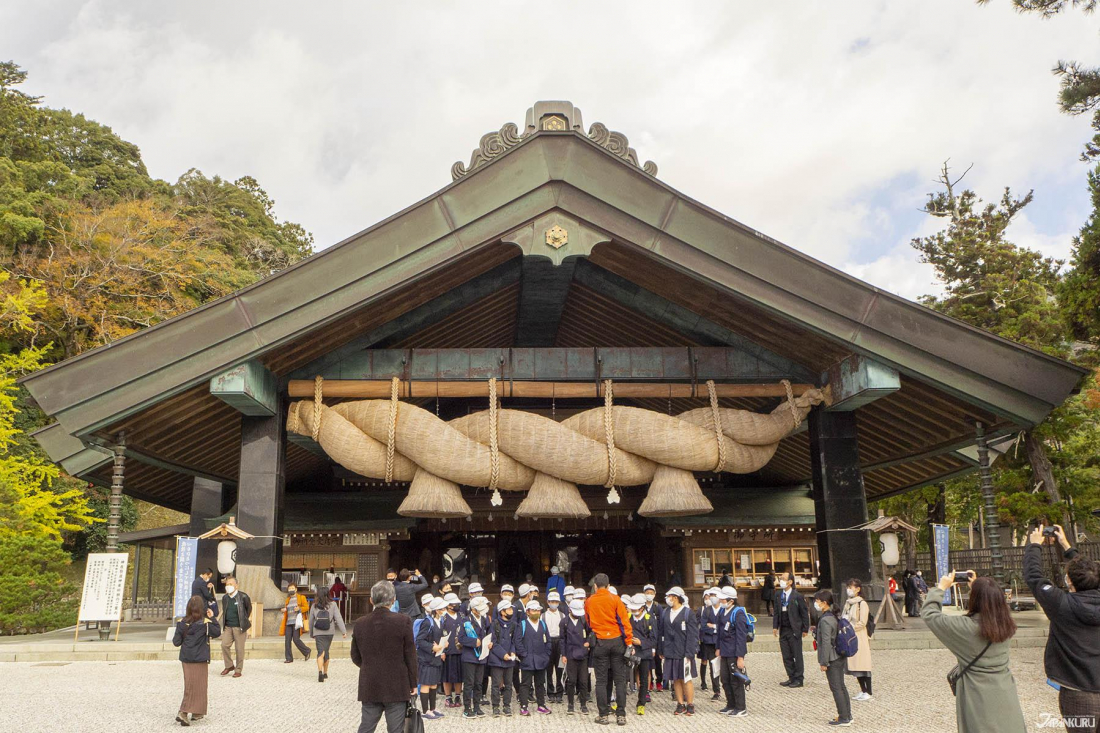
[{"left": 78, "top": 553, "right": 129, "bottom": 622}]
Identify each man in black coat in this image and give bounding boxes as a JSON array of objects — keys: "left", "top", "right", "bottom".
[
  {"left": 771, "top": 572, "right": 810, "bottom": 687},
  {"left": 1025, "top": 524, "right": 1100, "bottom": 724},
  {"left": 352, "top": 581, "right": 418, "bottom": 733},
  {"left": 191, "top": 568, "right": 218, "bottom": 617},
  {"left": 219, "top": 575, "right": 251, "bottom": 678},
  {"left": 394, "top": 568, "right": 429, "bottom": 619}
]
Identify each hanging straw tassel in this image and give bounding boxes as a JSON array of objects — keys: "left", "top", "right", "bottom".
[
  {"left": 638, "top": 465, "right": 713, "bottom": 517},
  {"left": 515, "top": 472, "right": 591, "bottom": 519},
  {"left": 397, "top": 469, "right": 472, "bottom": 518}
]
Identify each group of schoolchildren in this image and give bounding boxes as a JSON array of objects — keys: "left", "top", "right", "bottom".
[{"left": 410, "top": 579, "right": 752, "bottom": 721}]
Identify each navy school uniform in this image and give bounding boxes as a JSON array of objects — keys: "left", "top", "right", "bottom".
[
  {"left": 699, "top": 604, "right": 721, "bottom": 646},
  {"left": 630, "top": 611, "right": 658, "bottom": 706},
  {"left": 488, "top": 617, "right": 518, "bottom": 668},
  {"left": 442, "top": 612, "right": 464, "bottom": 683},
  {"left": 717, "top": 604, "right": 749, "bottom": 713},
  {"left": 660, "top": 605, "right": 700, "bottom": 681},
  {"left": 488, "top": 615, "right": 519, "bottom": 711},
  {"left": 416, "top": 615, "right": 445, "bottom": 686},
  {"left": 516, "top": 617, "right": 552, "bottom": 670},
  {"left": 461, "top": 614, "right": 491, "bottom": 665}
]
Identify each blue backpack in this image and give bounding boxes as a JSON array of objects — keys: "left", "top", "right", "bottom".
[
  {"left": 731, "top": 607, "right": 756, "bottom": 643},
  {"left": 834, "top": 615, "right": 859, "bottom": 658},
  {"left": 413, "top": 617, "right": 426, "bottom": 640}
]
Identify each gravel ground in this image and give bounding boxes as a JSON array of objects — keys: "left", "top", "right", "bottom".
[{"left": 4, "top": 646, "right": 1065, "bottom": 732}]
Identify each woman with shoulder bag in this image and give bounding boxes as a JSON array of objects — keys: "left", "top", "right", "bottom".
[
  {"left": 280, "top": 583, "right": 312, "bottom": 663},
  {"left": 842, "top": 578, "right": 873, "bottom": 702},
  {"left": 172, "top": 595, "right": 222, "bottom": 726},
  {"left": 309, "top": 584, "right": 347, "bottom": 683},
  {"left": 921, "top": 571, "right": 1026, "bottom": 733}
]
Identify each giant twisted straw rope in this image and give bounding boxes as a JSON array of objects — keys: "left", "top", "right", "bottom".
[{"left": 287, "top": 379, "right": 825, "bottom": 518}]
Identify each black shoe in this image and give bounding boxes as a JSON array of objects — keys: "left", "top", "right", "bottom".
[
  {"left": 476, "top": 708, "right": 486, "bottom": 718},
  {"left": 674, "top": 703, "right": 685, "bottom": 716},
  {"left": 323, "top": 673, "right": 328, "bottom": 680},
  {"left": 580, "top": 705, "right": 589, "bottom": 715},
  {"left": 685, "top": 704, "right": 695, "bottom": 716},
  {"left": 304, "top": 650, "right": 311, "bottom": 662},
  {"left": 567, "top": 707, "right": 575, "bottom": 715},
  {"left": 595, "top": 716, "right": 610, "bottom": 725},
  {"left": 711, "top": 692, "right": 722, "bottom": 701},
  {"left": 779, "top": 680, "right": 792, "bottom": 687},
  {"left": 318, "top": 671, "right": 324, "bottom": 683},
  {"left": 828, "top": 718, "right": 852, "bottom": 727},
  {"left": 788, "top": 682, "right": 804, "bottom": 688},
  {"left": 503, "top": 707, "right": 513, "bottom": 717},
  {"left": 492, "top": 709, "right": 500, "bottom": 718},
  {"left": 462, "top": 710, "right": 475, "bottom": 719},
  {"left": 719, "top": 707, "right": 734, "bottom": 714},
  {"left": 617, "top": 715, "right": 626, "bottom": 726}
]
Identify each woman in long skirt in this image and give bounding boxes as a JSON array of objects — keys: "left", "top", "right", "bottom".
[{"left": 172, "top": 595, "right": 221, "bottom": 726}]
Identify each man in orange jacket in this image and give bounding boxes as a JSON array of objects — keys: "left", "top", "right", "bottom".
[{"left": 584, "top": 573, "right": 633, "bottom": 726}]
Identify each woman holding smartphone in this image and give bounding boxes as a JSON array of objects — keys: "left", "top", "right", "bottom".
[{"left": 921, "top": 570, "right": 1026, "bottom": 733}]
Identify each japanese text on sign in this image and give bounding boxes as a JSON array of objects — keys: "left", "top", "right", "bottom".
[{"left": 78, "top": 553, "right": 129, "bottom": 622}]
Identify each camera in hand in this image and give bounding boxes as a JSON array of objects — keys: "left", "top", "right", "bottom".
[
  {"left": 1042, "top": 525, "right": 1056, "bottom": 538},
  {"left": 953, "top": 571, "right": 971, "bottom": 584}
]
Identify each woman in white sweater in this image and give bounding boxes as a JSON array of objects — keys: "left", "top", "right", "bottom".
[{"left": 842, "top": 578, "right": 873, "bottom": 701}]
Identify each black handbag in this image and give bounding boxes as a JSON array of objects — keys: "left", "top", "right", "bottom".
[
  {"left": 947, "top": 641, "right": 992, "bottom": 696},
  {"left": 405, "top": 700, "right": 425, "bottom": 733}
]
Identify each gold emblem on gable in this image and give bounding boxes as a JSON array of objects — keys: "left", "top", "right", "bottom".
[
  {"left": 541, "top": 115, "right": 567, "bottom": 131},
  {"left": 545, "top": 225, "right": 568, "bottom": 249}
]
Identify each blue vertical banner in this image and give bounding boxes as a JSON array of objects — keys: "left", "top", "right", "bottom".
[
  {"left": 932, "top": 523, "right": 952, "bottom": 605},
  {"left": 173, "top": 536, "right": 198, "bottom": 618}
]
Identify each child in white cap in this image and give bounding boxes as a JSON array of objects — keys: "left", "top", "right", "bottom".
[
  {"left": 660, "top": 586, "right": 699, "bottom": 716},
  {"left": 627, "top": 593, "right": 658, "bottom": 715},
  {"left": 442, "top": 593, "right": 464, "bottom": 708},
  {"left": 716, "top": 586, "right": 748, "bottom": 717},
  {"left": 699, "top": 587, "right": 722, "bottom": 699},
  {"left": 562, "top": 598, "right": 592, "bottom": 715},
  {"left": 515, "top": 599, "right": 552, "bottom": 715},
  {"left": 544, "top": 591, "right": 565, "bottom": 702},
  {"left": 416, "top": 597, "right": 449, "bottom": 720},
  {"left": 487, "top": 598, "right": 520, "bottom": 717},
  {"left": 460, "top": 596, "right": 492, "bottom": 718}
]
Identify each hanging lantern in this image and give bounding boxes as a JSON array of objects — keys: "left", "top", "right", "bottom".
[
  {"left": 880, "top": 532, "right": 900, "bottom": 566},
  {"left": 217, "top": 540, "right": 237, "bottom": 574}
]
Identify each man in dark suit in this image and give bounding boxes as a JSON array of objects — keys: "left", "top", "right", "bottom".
[
  {"left": 771, "top": 572, "right": 810, "bottom": 687},
  {"left": 352, "top": 580, "right": 418, "bottom": 733},
  {"left": 191, "top": 568, "right": 217, "bottom": 617}
]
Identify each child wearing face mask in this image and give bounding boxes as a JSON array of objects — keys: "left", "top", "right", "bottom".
[
  {"left": 813, "top": 590, "right": 852, "bottom": 727},
  {"left": 642, "top": 584, "right": 664, "bottom": 694},
  {"left": 698, "top": 588, "right": 722, "bottom": 699},
  {"left": 544, "top": 591, "right": 565, "bottom": 702}
]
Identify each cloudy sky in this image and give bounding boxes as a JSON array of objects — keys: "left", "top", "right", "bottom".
[{"left": 3, "top": 1, "right": 1097, "bottom": 300}]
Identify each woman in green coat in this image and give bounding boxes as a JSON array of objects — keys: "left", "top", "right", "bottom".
[{"left": 921, "top": 571, "right": 1026, "bottom": 733}]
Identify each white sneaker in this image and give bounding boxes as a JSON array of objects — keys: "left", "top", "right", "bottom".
[{"left": 853, "top": 692, "right": 869, "bottom": 702}]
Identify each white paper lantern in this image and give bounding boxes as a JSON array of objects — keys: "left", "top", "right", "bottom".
[
  {"left": 879, "top": 532, "right": 899, "bottom": 567},
  {"left": 217, "top": 540, "right": 237, "bottom": 574}
]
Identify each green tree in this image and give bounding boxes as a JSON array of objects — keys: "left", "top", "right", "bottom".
[
  {"left": 1060, "top": 165, "right": 1100, "bottom": 349},
  {"left": 911, "top": 162, "right": 1087, "bottom": 535},
  {"left": 0, "top": 534, "right": 77, "bottom": 634}
]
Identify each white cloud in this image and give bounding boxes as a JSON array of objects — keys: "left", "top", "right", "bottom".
[{"left": 1, "top": 0, "right": 1095, "bottom": 304}]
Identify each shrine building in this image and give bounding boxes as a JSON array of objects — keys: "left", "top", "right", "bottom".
[{"left": 22, "top": 101, "right": 1085, "bottom": 621}]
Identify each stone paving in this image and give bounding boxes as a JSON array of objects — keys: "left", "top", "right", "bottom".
[{"left": 3, "top": 645, "right": 1068, "bottom": 732}]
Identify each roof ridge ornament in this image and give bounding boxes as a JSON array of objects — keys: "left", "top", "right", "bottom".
[{"left": 451, "top": 101, "right": 658, "bottom": 180}]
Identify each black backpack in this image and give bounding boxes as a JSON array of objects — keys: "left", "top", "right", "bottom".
[{"left": 314, "top": 603, "right": 332, "bottom": 632}]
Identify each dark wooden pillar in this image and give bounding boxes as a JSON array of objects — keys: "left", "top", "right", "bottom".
[
  {"left": 810, "top": 410, "right": 873, "bottom": 594},
  {"left": 235, "top": 409, "right": 286, "bottom": 584},
  {"left": 189, "top": 477, "right": 225, "bottom": 576}
]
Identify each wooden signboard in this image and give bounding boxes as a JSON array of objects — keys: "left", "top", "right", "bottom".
[{"left": 76, "top": 553, "right": 129, "bottom": 641}]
